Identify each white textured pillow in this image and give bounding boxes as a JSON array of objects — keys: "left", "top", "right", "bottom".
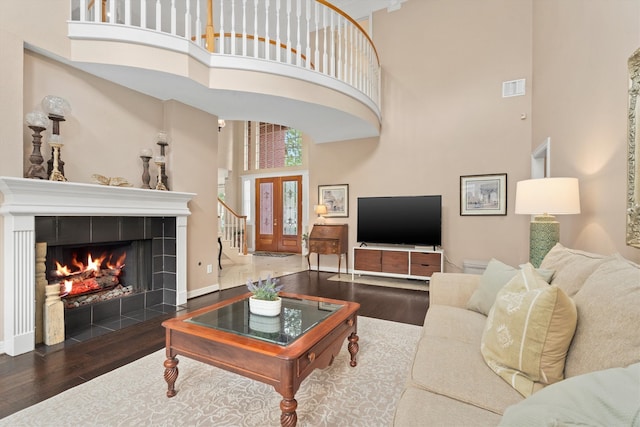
[
  {"left": 539, "top": 243, "right": 608, "bottom": 297},
  {"left": 481, "top": 263, "right": 577, "bottom": 397}
]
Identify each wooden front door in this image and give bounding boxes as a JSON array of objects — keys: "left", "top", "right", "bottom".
[{"left": 255, "top": 176, "right": 302, "bottom": 253}]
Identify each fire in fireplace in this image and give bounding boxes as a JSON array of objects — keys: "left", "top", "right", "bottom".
[
  {"left": 46, "top": 240, "right": 152, "bottom": 309},
  {"left": 53, "top": 250, "right": 126, "bottom": 297}
]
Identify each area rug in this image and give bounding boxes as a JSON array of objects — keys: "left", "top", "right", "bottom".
[
  {"left": 0, "top": 317, "right": 421, "bottom": 427},
  {"left": 328, "top": 274, "right": 429, "bottom": 292},
  {"left": 253, "top": 251, "right": 295, "bottom": 257}
]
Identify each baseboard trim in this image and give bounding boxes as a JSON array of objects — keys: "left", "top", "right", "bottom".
[{"left": 187, "top": 284, "right": 220, "bottom": 300}]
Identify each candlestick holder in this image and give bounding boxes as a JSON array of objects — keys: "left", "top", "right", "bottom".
[
  {"left": 25, "top": 125, "right": 48, "bottom": 179},
  {"left": 155, "top": 158, "right": 167, "bottom": 191},
  {"left": 157, "top": 134, "right": 170, "bottom": 190},
  {"left": 140, "top": 155, "right": 152, "bottom": 189},
  {"left": 49, "top": 143, "right": 67, "bottom": 182}
]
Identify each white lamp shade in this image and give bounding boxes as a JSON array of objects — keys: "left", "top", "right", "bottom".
[
  {"left": 515, "top": 177, "right": 581, "bottom": 215},
  {"left": 314, "top": 204, "right": 328, "bottom": 215}
]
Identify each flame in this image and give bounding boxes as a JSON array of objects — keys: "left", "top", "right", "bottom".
[{"left": 54, "top": 250, "right": 127, "bottom": 297}]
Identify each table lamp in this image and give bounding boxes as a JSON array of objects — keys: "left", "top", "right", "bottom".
[
  {"left": 515, "top": 177, "right": 580, "bottom": 267},
  {"left": 314, "top": 204, "right": 328, "bottom": 224}
]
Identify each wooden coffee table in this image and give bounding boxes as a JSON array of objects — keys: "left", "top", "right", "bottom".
[{"left": 162, "top": 292, "right": 360, "bottom": 427}]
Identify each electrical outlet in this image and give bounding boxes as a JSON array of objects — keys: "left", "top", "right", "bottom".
[{"left": 207, "top": 264, "right": 213, "bottom": 274}]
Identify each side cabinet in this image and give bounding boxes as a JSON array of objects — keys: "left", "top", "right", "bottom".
[{"left": 352, "top": 246, "right": 443, "bottom": 281}]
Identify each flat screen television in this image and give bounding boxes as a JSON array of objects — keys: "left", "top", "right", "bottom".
[{"left": 357, "top": 195, "right": 442, "bottom": 247}]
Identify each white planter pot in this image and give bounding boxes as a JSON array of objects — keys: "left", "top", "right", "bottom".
[{"left": 249, "top": 296, "right": 282, "bottom": 317}]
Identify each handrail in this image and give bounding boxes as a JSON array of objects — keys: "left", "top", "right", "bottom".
[{"left": 218, "top": 198, "right": 248, "bottom": 256}]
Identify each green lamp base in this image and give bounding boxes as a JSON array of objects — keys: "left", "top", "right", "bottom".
[{"left": 529, "top": 214, "right": 559, "bottom": 268}]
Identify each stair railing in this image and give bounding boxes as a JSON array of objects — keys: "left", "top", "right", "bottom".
[
  {"left": 218, "top": 198, "right": 248, "bottom": 256},
  {"left": 73, "top": 0, "right": 380, "bottom": 108}
]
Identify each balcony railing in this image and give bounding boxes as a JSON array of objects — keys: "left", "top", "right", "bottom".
[{"left": 70, "top": 0, "right": 380, "bottom": 108}]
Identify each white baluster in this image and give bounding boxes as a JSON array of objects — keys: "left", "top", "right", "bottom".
[
  {"left": 337, "top": 14, "right": 342, "bottom": 79},
  {"left": 305, "top": 1, "right": 311, "bottom": 69},
  {"left": 286, "top": 0, "right": 291, "bottom": 64},
  {"left": 156, "top": 0, "right": 161, "bottom": 31},
  {"left": 231, "top": 0, "right": 237, "bottom": 55},
  {"left": 141, "top": 0, "right": 147, "bottom": 29},
  {"left": 314, "top": 2, "right": 319, "bottom": 68},
  {"left": 185, "top": 0, "right": 191, "bottom": 40},
  {"left": 265, "top": 0, "right": 270, "bottom": 60},
  {"left": 80, "top": 0, "right": 86, "bottom": 21},
  {"left": 195, "top": 0, "right": 204, "bottom": 46},
  {"left": 220, "top": 0, "right": 225, "bottom": 54},
  {"left": 253, "top": 0, "right": 259, "bottom": 58},
  {"left": 95, "top": 0, "right": 101, "bottom": 22},
  {"left": 242, "top": 0, "right": 248, "bottom": 56},
  {"left": 275, "top": 0, "right": 281, "bottom": 62},
  {"left": 109, "top": 0, "right": 116, "bottom": 23},
  {"left": 295, "top": 0, "right": 301, "bottom": 65},
  {"left": 171, "top": 0, "right": 176, "bottom": 35},
  {"left": 322, "top": 7, "right": 327, "bottom": 74},
  {"left": 329, "top": 10, "right": 334, "bottom": 77},
  {"left": 125, "top": 0, "right": 131, "bottom": 25}
]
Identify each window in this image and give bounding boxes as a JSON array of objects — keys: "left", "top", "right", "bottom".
[{"left": 244, "top": 122, "right": 302, "bottom": 171}]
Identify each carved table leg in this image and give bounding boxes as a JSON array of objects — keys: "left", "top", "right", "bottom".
[
  {"left": 164, "top": 357, "right": 179, "bottom": 397},
  {"left": 348, "top": 332, "right": 359, "bottom": 367},
  {"left": 280, "top": 397, "right": 298, "bottom": 427}
]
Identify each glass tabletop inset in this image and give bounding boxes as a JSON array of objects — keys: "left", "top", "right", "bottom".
[{"left": 186, "top": 296, "right": 344, "bottom": 346}]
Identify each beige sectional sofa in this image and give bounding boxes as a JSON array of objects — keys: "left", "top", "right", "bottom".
[{"left": 393, "top": 244, "right": 640, "bottom": 426}]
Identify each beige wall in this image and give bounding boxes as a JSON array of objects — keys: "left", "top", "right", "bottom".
[
  {"left": 309, "top": 0, "right": 534, "bottom": 271},
  {"left": 532, "top": 0, "right": 640, "bottom": 262},
  {"left": 20, "top": 52, "right": 220, "bottom": 294}
]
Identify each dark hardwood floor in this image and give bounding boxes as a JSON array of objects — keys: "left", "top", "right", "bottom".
[{"left": 0, "top": 271, "right": 429, "bottom": 419}]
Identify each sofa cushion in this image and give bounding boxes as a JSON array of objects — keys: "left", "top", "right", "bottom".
[
  {"left": 481, "top": 264, "right": 577, "bottom": 397},
  {"left": 412, "top": 305, "right": 523, "bottom": 414},
  {"left": 539, "top": 243, "right": 609, "bottom": 297},
  {"left": 467, "top": 258, "right": 553, "bottom": 316},
  {"left": 394, "top": 386, "right": 503, "bottom": 427},
  {"left": 499, "top": 363, "right": 640, "bottom": 427},
  {"left": 564, "top": 255, "right": 640, "bottom": 378}
]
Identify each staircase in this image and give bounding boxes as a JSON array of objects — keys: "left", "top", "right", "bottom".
[{"left": 218, "top": 198, "right": 252, "bottom": 265}]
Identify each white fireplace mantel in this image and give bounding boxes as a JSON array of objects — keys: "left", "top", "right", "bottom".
[{"left": 0, "top": 177, "right": 195, "bottom": 356}]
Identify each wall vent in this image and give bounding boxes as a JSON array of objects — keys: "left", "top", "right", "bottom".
[{"left": 502, "top": 79, "right": 526, "bottom": 97}]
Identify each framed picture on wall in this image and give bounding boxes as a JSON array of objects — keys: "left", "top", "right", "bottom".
[
  {"left": 318, "top": 184, "right": 349, "bottom": 217},
  {"left": 460, "top": 174, "right": 507, "bottom": 216}
]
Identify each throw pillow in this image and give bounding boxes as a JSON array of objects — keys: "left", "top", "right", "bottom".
[
  {"left": 467, "top": 259, "right": 554, "bottom": 316},
  {"left": 539, "top": 243, "right": 609, "bottom": 297},
  {"left": 481, "top": 263, "right": 577, "bottom": 397},
  {"left": 564, "top": 255, "right": 640, "bottom": 378},
  {"left": 499, "top": 363, "right": 640, "bottom": 427}
]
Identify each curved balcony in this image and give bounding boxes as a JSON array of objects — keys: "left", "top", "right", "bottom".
[{"left": 68, "top": 0, "right": 381, "bottom": 142}]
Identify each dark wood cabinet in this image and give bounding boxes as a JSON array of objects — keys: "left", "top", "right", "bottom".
[
  {"left": 353, "top": 246, "right": 443, "bottom": 281},
  {"left": 307, "top": 224, "right": 348, "bottom": 276}
]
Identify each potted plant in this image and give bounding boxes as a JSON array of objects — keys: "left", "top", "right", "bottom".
[{"left": 247, "top": 275, "right": 284, "bottom": 316}]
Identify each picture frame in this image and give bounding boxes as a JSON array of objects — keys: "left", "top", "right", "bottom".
[
  {"left": 460, "top": 174, "right": 507, "bottom": 216},
  {"left": 318, "top": 184, "right": 349, "bottom": 217}
]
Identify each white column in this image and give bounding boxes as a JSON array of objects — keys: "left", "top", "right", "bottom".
[
  {"left": 176, "top": 215, "right": 188, "bottom": 305},
  {"left": 3, "top": 215, "right": 36, "bottom": 356}
]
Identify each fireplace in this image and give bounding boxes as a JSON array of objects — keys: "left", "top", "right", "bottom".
[
  {"left": 36, "top": 215, "right": 179, "bottom": 339},
  {"left": 0, "top": 177, "right": 195, "bottom": 356}
]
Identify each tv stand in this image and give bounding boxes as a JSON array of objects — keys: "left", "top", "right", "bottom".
[{"left": 352, "top": 246, "right": 443, "bottom": 281}]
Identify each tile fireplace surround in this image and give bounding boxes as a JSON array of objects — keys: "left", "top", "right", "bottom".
[{"left": 0, "top": 177, "right": 195, "bottom": 356}]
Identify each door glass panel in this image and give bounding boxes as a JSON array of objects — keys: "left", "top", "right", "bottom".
[
  {"left": 259, "top": 182, "right": 274, "bottom": 235},
  {"left": 282, "top": 180, "right": 299, "bottom": 236}
]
